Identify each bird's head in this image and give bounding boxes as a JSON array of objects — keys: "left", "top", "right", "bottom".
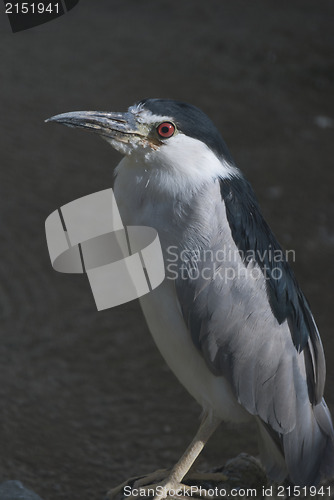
[{"left": 46, "top": 99, "right": 237, "bottom": 189}]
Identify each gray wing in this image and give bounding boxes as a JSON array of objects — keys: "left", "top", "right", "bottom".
[{"left": 175, "top": 177, "right": 332, "bottom": 484}]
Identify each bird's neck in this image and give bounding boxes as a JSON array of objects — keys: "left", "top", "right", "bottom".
[
  {"left": 113, "top": 157, "right": 232, "bottom": 261},
  {"left": 113, "top": 156, "right": 210, "bottom": 227}
]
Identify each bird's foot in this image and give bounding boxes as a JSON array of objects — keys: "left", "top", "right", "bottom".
[
  {"left": 105, "top": 469, "right": 168, "bottom": 500},
  {"left": 106, "top": 469, "right": 228, "bottom": 500}
]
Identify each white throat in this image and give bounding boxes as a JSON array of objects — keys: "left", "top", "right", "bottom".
[{"left": 115, "top": 134, "right": 238, "bottom": 202}]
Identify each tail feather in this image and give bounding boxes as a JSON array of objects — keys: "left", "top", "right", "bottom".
[
  {"left": 313, "top": 400, "right": 334, "bottom": 481},
  {"left": 283, "top": 399, "right": 334, "bottom": 485},
  {"left": 257, "top": 399, "right": 334, "bottom": 486},
  {"left": 256, "top": 418, "right": 286, "bottom": 483}
]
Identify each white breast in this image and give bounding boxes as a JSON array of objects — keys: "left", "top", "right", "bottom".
[{"left": 113, "top": 157, "right": 249, "bottom": 423}]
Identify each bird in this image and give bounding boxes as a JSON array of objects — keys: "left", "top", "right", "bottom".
[{"left": 47, "top": 98, "right": 334, "bottom": 495}]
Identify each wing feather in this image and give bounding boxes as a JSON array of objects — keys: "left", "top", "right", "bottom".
[{"left": 176, "top": 176, "right": 326, "bottom": 429}]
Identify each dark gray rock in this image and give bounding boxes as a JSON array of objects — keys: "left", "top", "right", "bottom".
[{"left": 0, "top": 481, "right": 44, "bottom": 500}]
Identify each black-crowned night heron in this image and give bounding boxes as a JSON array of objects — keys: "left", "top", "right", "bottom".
[{"left": 47, "top": 99, "right": 334, "bottom": 496}]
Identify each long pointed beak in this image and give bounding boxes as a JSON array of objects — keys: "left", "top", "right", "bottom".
[{"left": 45, "top": 110, "right": 143, "bottom": 142}]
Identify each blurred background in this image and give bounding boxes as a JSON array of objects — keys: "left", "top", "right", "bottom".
[{"left": 0, "top": 1, "right": 333, "bottom": 498}]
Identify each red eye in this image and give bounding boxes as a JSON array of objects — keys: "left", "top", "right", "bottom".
[{"left": 157, "top": 122, "right": 175, "bottom": 138}]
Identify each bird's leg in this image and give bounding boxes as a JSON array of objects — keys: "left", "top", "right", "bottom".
[
  {"left": 107, "top": 412, "right": 222, "bottom": 500},
  {"left": 161, "top": 412, "right": 222, "bottom": 488}
]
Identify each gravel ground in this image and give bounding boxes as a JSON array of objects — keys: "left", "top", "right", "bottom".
[{"left": 0, "top": 1, "right": 333, "bottom": 499}]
